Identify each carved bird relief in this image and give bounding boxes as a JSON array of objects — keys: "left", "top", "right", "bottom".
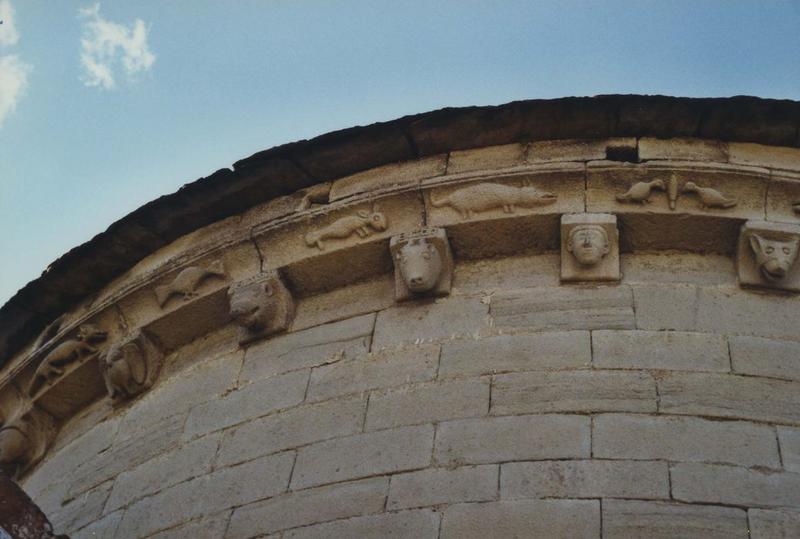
[
  {"left": 154, "top": 260, "right": 226, "bottom": 307},
  {"left": 681, "top": 182, "right": 737, "bottom": 209},
  {"left": 429, "top": 181, "right": 557, "bottom": 219},
  {"left": 615, "top": 180, "right": 666, "bottom": 204}
]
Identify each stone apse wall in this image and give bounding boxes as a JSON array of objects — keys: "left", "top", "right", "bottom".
[{"left": 1, "top": 96, "right": 800, "bottom": 538}]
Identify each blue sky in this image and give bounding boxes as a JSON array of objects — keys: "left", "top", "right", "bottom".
[{"left": 1, "top": 1, "right": 800, "bottom": 305}]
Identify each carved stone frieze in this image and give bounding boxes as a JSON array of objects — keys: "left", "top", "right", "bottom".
[
  {"left": 101, "top": 330, "right": 164, "bottom": 403},
  {"left": 429, "top": 180, "right": 556, "bottom": 219},
  {"left": 304, "top": 205, "right": 388, "bottom": 250},
  {"left": 0, "top": 408, "right": 56, "bottom": 478},
  {"left": 737, "top": 220, "right": 800, "bottom": 292},
  {"left": 560, "top": 214, "right": 620, "bottom": 282},
  {"left": 154, "top": 260, "right": 226, "bottom": 308},
  {"left": 28, "top": 324, "right": 109, "bottom": 397},
  {"left": 615, "top": 176, "right": 737, "bottom": 210},
  {"left": 390, "top": 227, "right": 454, "bottom": 301},
  {"left": 228, "top": 271, "right": 295, "bottom": 344},
  {"left": 615, "top": 179, "right": 666, "bottom": 204}
]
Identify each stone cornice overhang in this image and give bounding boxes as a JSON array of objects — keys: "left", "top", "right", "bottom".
[{"left": 2, "top": 94, "right": 800, "bottom": 365}]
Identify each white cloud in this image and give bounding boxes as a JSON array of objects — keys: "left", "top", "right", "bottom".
[
  {"left": 0, "top": 54, "right": 30, "bottom": 127},
  {"left": 79, "top": 3, "right": 155, "bottom": 89},
  {"left": 0, "top": 0, "right": 20, "bottom": 47}
]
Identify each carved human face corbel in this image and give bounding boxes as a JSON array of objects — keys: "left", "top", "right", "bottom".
[{"left": 561, "top": 214, "right": 620, "bottom": 282}]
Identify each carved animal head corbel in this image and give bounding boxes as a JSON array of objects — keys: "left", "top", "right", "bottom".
[
  {"left": 228, "top": 271, "right": 294, "bottom": 344},
  {"left": 390, "top": 227, "right": 454, "bottom": 301},
  {"left": 100, "top": 330, "right": 164, "bottom": 403},
  {"left": 0, "top": 409, "right": 56, "bottom": 478},
  {"left": 737, "top": 221, "right": 800, "bottom": 292}
]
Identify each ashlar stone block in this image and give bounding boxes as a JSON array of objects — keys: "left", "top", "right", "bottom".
[
  {"left": 737, "top": 220, "right": 800, "bottom": 292},
  {"left": 560, "top": 213, "right": 620, "bottom": 282},
  {"left": 603, "top": 500, "right": 748, "bottom": 539}
]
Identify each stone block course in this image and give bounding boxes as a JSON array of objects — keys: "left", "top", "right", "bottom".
[
  {"left": 366, "top": 378, "right": 489, "bottom": 430},
  {"left": 118, "top": 451, "right": 294, "bottom": 538},
  {"left": 440, "top": 499, "right": 600, "bottom": 539},
  {"left": 491, "top": 286, "right": 635, "bottom": 331},
  {"left": 387, "top": 465, "right": 498, "bottom": 510},
  {"left": 290, "top": 425, "right": 434, "bottom": 489},
  {"left": 779, "top": 427, "right": 800, "bottom": 472},
  {"left": 602, "top": 500, "right": 748, "bottom": 539},
  {"left": 592, "top": 330, "right": 729, "bottom": 372},
  {"left": 658, "top": 372, "right": 800, "bottom": 424},
  {"left": 73, "top": 510, "right": 123, "bottom": 539},
  {"left": 438, "top": 330, "right": 590, "bottom": 378},
  {"left": 501, "top": 459, "right": 669, "bottom": 500},
  {"left": 638, "top": 137, "right": 729, "bottom": 162},
  {"left": 491, "top": 370, "right": 656, "bottom": 414},
  {"left": 671, "top": 462, "right": 800, "bottom": 507},
  {"left": 282, "top": 509, "right": 440, "bottom": 539},
  {"left": 119, "top": 352, "right": 242, "bottom": 439},
  {"left": 728, "top": 142, "right": 800, "bottom": 171},
  {"left": 50, "top": 481, "right": 113, "bottom": 536},
  {"left": 240, "top": 313, "right": 374, "bottom": 382},
  {"left": 730, "top": 336, "right": 800, "bottom": 382},
  {"left": 749, "top": 509, "right": 800, "bottom": 538},
  {"left": 227, "top": 477, "right": 388, "bottom": 537},
  {"left": 329, "top": 154, "right": 446, "bottom": 201},
  {"left": 146, "top": 512, "right": 232, "bottom": 539},
  {"left": 593, "top": 414, "right": 780, "bottom": 468},
  {"left": 306, "top": 345, "right": 439, "bottom": 402},
  {"left": 372, "top": 296, "right": 488, "bottom": 349},
  {"left": 435, "top": 415, "right": 590, "bottom": 465},
  {"left": 67, "top": 412, "right": 186, "bottom": 499},
  {"left": 217, "top": 395, "right": 366, "bottom": 467},
  {"left": 105, "top": 433, "right": 221, "bottom": 512},
  {"left": 183, "top": 369, "right": 309, "bottom": 438},
  {"left": 447, "top": 144, "right": 526, "bottom": 175}
]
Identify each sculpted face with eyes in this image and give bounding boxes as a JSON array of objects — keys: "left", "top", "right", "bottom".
[
  {"left": 749, "top": 233, "right": 800, "bottom": 282},
  {"left": 567, "top": 225, "right": 610, "bottom": 267}
]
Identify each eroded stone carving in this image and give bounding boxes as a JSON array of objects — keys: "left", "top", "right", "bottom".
[
  {"left": 228, "top": 271, "right": 295, "bottom": 344},
  {"left": 793, "top": 201, "right": 800, "bottom": 215},
  {"left": 561, "top": 214, "right": 620, "bottom": 282},
  {"left": 28, "top": 324, "right": 108, "bottom": 396},
  {"left": 615, "top": 179, "right": 665, "bottom": 204},
  {"left": 390, "top": 227, "right": 454, "bottom": 301},
  {"left": 0, "top": 409, "right": 56, "bottom": 478},
  {"left": 681, "top": 182, "right": 737, "bottom": 209},
  {"left": 738, "top": 220, "right": 800, "bottom": 292},
  {"left": 154, "top": 260, "right": 226, "bottom": 307},
  {"left": 304, "top": 206, "right": 388, "bottom": 250},
  {"left": 100, "top": 330, "right": 164, "bottom": 402},
  {"left": 429, "top": 181, "right": 557, "bottom": 219}
]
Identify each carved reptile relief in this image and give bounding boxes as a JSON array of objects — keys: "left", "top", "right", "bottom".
[
  {"left": 304, "top": 206, "right": 388, "bottom": 250},
  {"left": 429, "top": 181, "right": 557, "bottom": 219}
]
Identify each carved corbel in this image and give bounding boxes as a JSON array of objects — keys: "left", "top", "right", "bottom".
[
  {"left": 737, "top": 220, "right": 800, "bottom": 292},
  {"left": 228, "top": 271, "right": 295, "bottom": 344},
  {"left": 28, "top": 323, "right": 109, "bottom": 397},
  {"left": 0, "top": 409, "right": 56, "bottom": 479},
  {"left": 100, "top": 330, "right": 164, "bottom": 403},
  {"left": 390, "top": 227, "right": 454, "bottom": 301},
  {"left": 560, "top": 214, "right": 620, "bottom": 282}
]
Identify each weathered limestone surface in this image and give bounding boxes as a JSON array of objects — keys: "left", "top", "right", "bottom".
[
  {"left": 8, "top": 127, "right": 800, "bottom": 538},
  {"left": 602, "top": 500, "right": 748, "bottom": 539},
  {"left": 440, "top": 499, "right": 600, "bottom": 539}
]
